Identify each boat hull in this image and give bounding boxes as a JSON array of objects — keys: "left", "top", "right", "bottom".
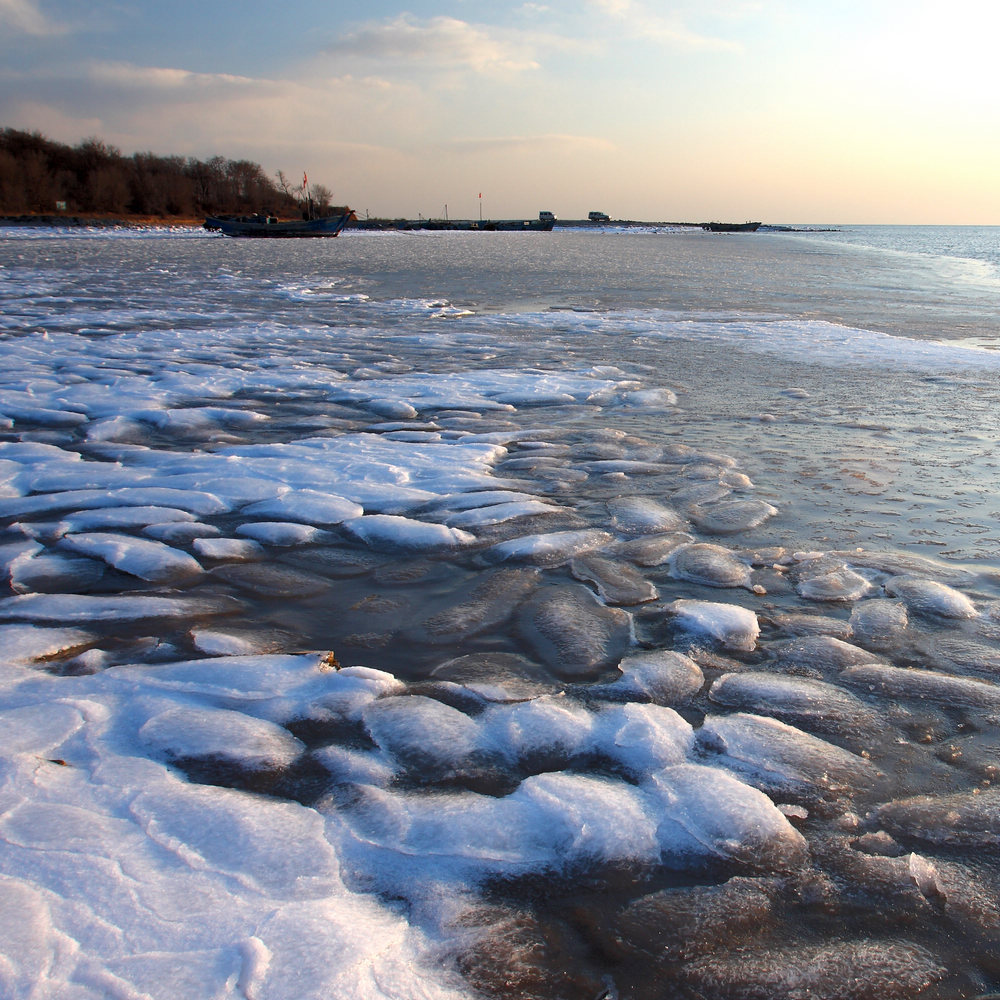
[
  {"left": 204, "top": 212, "right": 355, "bottom": 238},
  {"left": 701, "top": 221, "right": 761, "bottom": 233}
]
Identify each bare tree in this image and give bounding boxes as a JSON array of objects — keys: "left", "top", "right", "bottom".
[
  {"left": 276, "top": 170, "right": 294, "bottom": 199},
  {"left": 87, "top": 164, "right": 130, "bottom": 213},
  {"left": 0, "top": 150, "right": 27, "bottom": 212},
  {"left": 0, "top": 127, "right": 313, "bottom": 218},
  {"left": 309, "top": 183, "right": 333, "bottom": 215}
]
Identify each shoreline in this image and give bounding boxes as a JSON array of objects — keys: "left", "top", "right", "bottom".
[
  {"left": 0, "top": 213, "right": 205, "bottom": 229},
  {"left": 0, "top": 213, "right": 835, "bottom": 234}
]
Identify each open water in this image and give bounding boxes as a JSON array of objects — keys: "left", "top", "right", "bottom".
[{"left": 2, "top": 223, "right": 1000, "bottom": 999}]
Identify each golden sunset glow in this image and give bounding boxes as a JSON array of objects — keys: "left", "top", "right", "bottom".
[{"left": 2, "top": 0, "right": 999, "bottom": 222}]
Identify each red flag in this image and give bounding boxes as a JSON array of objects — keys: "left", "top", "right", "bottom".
[
  {"left": 303, "top": 172, "right": 308, "bottom": 189},
  {"left": 478, "top": 192, "right": 482, "bottom": 198}
]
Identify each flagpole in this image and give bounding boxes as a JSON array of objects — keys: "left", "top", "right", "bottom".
[{"left": 479, "top": 192, "right": 482, "bottom": 222}]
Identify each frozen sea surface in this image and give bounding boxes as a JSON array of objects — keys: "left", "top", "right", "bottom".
[{"left": 2, "top": 225, "right": 1000, "bottom": 999}]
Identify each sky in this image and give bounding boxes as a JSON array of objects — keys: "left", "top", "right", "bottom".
[{"left": 2, "top": 0, "right": 1000, "bottom": 224}]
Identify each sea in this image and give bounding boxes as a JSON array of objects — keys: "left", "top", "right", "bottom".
[{"left": 1, "top": 222, "right": 1000, "bottom": 999}]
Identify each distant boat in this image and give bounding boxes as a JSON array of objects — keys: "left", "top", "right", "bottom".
[
  {"left": 203, "top": 211, "right": 356, "bottom": 238},
  {"left": 701, "top": 221, "right": 761, "bottom": 233}
]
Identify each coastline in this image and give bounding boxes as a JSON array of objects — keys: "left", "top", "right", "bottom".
[
  {"left": 0, "top": 213, "right": 205, "bottom": 229},
  {"left": 1, "top": 214, "right": 834, "bottom": 234}
]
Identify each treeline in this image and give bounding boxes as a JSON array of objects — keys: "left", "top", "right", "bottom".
[{"left": 0, "top": 128, "right": 343, "bottom": 218}]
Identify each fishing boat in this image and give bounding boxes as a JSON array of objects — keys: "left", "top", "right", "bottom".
[
  {"left": 701, "top": 221, "right": 761, "bottom": 233},
  {"left": 203, "top": 210, "right": 356, "bottom": 238}
]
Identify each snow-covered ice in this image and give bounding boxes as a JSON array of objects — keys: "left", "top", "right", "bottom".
[{"left": 4, "top": 225, "right": 1000, "bottom": 998}]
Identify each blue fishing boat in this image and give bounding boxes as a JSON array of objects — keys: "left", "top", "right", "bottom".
[
  {"left": 204, "top": 210, "right": 355, "bottom": 238},
  {"left": 701, "top": 221, "right": 761, "bottom": 232}
]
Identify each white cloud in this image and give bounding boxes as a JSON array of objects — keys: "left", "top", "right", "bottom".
[
  {"left": 86, "top": 62, "right": 258, "bottom": 90},
  {"left": 326, "top": 14, "right": 541, "bottom": 74},
  {"left": 444, "top": 133, "right": 617, "bottom": 155},
  {"left": 2, "top": 99, "right": 102, "bottom": 139},
  {"left": 588, "top": 0, "right": 742, "bottom": 51},
  {"left": 0, "top": 0, "right": 65, "bottom": 36},
  {"left": 591, "top": 0, "right": 631, "bottom": 14}
]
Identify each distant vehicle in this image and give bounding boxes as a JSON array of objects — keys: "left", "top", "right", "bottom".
[
  {"left": 701, "top": 221, "right": 761, "bottom": 233},
  {"left": 539, "top": 211, "right": 556, "bottom": 223},
  {"left": 588, "top": 211, "right": 610, "bottom": 222}
]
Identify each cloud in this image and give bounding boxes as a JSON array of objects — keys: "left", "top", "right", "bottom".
[
  {"left": 0, "top": 0, "right": 66, "bottom": 36},
  {"left": 591, "top": 0, "right": 631, "bottom": 14},
  {"left": 444, "top": 133, "right": 617, "bottom": 155},
  {"left": 326, "top": 14, "right": 541, "bottom": 74},
  {"left": 0, "top": 56, "right": 427, "bottom": 151},
  {"left": 86, "top": 62, "right": 258, "bottom": 90},
  {"left": 14, "top": 62, "right": 427, "bottom": 166},
  {"left": 588, "top": 0, "right": 742, "bottom": 51},
  {"left": 2, "top": 99, "right": 102, "bottom": 139}
]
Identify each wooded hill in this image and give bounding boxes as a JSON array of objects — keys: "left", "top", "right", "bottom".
[{"left": 0, "top": 128, "right": 344, "bottom": 219}]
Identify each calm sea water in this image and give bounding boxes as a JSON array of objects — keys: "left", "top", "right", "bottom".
[{"left": 3, "top": 223, "right": 1000, "bottom": 999}]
